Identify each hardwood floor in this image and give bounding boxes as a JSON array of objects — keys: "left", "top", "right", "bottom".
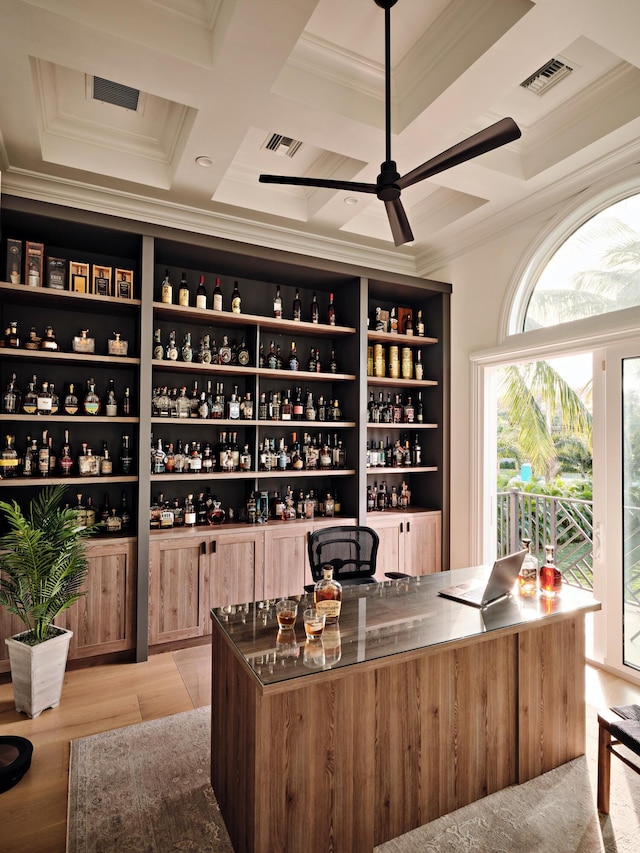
[{"left": 0, "top": 648, "right": 638, "bottom": 853}]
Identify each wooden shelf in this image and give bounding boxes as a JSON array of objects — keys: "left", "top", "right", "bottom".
[
  {"left": 367, "top": 376, "right": 438, "bottom": 388},
  {"left": 151, "top": 359, "right": 355, "bottom": 381},
  {"left": 366, "top": 466, "right": 438, "bottom": 474},
  {"left": 0, "top": 280, "right": 141, "bottom": 311},
  {"left": 153, "top": 302, "right": 355, "bottom": 336},
  {"left": 1, "top": 413, "right": 139, "bottom": 424},
  {"left": 2, "top": 475, "right": 138, "bottom": 487},
  {"left": 1, "top": 348, "right": 140, "bottom": 366},
  {"left": 150, "top": 468, "right": 356, "bottom": 482},
  {"left": 367, "top": 330, "right": 437, "bottom": 346},
  {"left": 367, "top": 422, "right": 437, "bottom": 430}
]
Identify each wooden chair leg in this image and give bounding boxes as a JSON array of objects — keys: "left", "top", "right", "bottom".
[{"left": 597, "top": 713, "right": 612, "bottom": 814}]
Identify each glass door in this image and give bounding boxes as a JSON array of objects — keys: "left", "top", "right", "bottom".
[{"left": 596, "top": 342, "right": 640, "bottom": 679}]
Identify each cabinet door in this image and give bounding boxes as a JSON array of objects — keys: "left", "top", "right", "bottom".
[
  {"left": 66, "top": 539, "right": 136, "bottom": 659},
  {"left": 207, "top": 529, "right": 264, "bottom": 619},
  {"left": 149, "top": 535, "right": 207, "bottom": 645},
  {"left": 367, "top": 515, "right": 403, "bottom": 577},
  {"left": 264, "top": 523, "right": 312, "bottom": 598},
  {"left": 403, "top": 513, "right": 442, "bottom": 575}
]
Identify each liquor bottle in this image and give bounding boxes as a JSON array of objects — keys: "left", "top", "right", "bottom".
[
  {"left": 119, "top": 492, "right": 132, "bottom": 532},
  {"left": 404, "top": 311, "right": 413, "bottom": 335},
  {"left": 231, "top": 280, "right": 241, "bottom": 313},
  {"left": 83, "top": 379, "right": 101, "bottom": 415},
  {"left": 73, "top": 494, "right": 87, "bottom": 528},
  {"left": 518, "top": 538, "right": 538, "bottom": 597},
  {"left": 416, "top": 309, "right": 425, "bottom": 337},
  {"left": 58, "top": 429, "right": 74, "bottom": 476},
  {"left": 267, "top": 341, "right": 278, "bottom": 370},
  {"left": 173, "top": 439, "right": 186, "bottom": 474},
  {"left": 166, "top": 330, "right": 178, "bottom": 361},
  {"left": 22, "top": 436, "right": 37, "bottom": 477},
  {"left": 100, "top": 441, "right": 113, "bottom": 475},
  {"left": 6, "top": 320, "right": 20, "bottom": 348},
  {"left": 240, "top": 443, "right": 252, "bottom": 471},
  {"left": 85, "top": 496, "right": 97, "bottom": 527},
  {"left": 415, "top": 349, "right": 424, "bottom": 381},
  {"left": 150, "top": 495, "right": 162, "bottom": 530},
  {"left": 237, "top": 339, "right": 250, "bottom": 367},
  {"left": 106, "top": 506, "right": 123, "bottom": 535},
  {"left": 292, "top": 288, "right": 302, "bottom": 321},
  {"left": 273, "top": 285, "right": 282, "bottom": 318},
  {"left": 293, "top": 387, "right": 304, "bottom": 420},
  {"left": 189, "top": 441, "right": 203, "bottom": 473},
  {"left": 212, "top": 277, "right": 223, "bottom": 310},
  {"left": 153, "top": 328, "right": 164, "bottom": 360},
  {"left": 181, "top": 332, "right": 193, "bottom": 362},
  {"left": 178, "top": 272, "right": 190, "bottom": 307},
  {"left": 40, "top": 325, "right": 59, "bottom": 351},
  {"left": 22, "top": 375, "right": 38, "bottom": 415},
  {"left": 240, "top": 390, "right": 254, "bottom": 420},
  {"left": 196, "top": 274, "right": 207, "bottom": 309},
  {"left": 218, "top": 335, "right": 232, "bottom": 364},
  {"left": 198, "top": 334, "right": 212, "bottom": 364},
  {"left": 120, "top": 434, "right": 133, "bottom": 475},
  {"left": 171, "top": 497, "right": 184, "bottom": 528},
  {"left": 227, "top": 385, "right": 241, "bottom": 419},
  {"left": 38, "top": 429, "right": 50, "bottom": 477},
  {"left": 60, "top": 383, "right": 78, "bottom": 416},
  {"left": 327, "top": 292, "right": 336, "bottom": 325},
  {"left": 161, "top": 269, "right": 173, "bottom": 304},
  {"left": 105, "top": 379, "right": 118, "bottom": 417},
  {"left": 290, "top": 432, "right": 304, "bottom": 470},
  {"left": 184, "top": 494, "right": 197, "bottom": 527},
  {"left": 329, "top": 350, "right": 338, "bottom": 373},
  {"left": 0, "top": 434, "right": 19, "bottom": 478},
  {"left": 415, "top": 391, "right": 424, "bottom": 424},
  {"left": 304, "top": 389, "right": 316, "bottom": 421},
  {"left": 201, "top": 442, "right": 214, "bottom": 474},
  {"left": 310, "top": 291, "right": 319, "bottom": 324},
  {"left": 2, "top": 374, "right": 21, "bottom": 414},
  {"left": 389, "top": 307, "right": 398, "bottom": 334},
  {"left": 288, "top": 341, "right": 299, "bottom": 371},
  {"left": 540, "top": 544, "right": 562, "bottom": 598},
  {"left": 152, "top": 438, "right": 167, "bottom": 474},
  {"left": 314, "top": 566, "right": 342, "bottom": 623},
  {"left": 122, "top": 387, "right": 131, "bottom": 416},
  {"left": 411, "top": 433, "right": 422, "bottom": 466},
  {"left": 276, "top": 344, "right": 284, "bottom": 370},
  {"left": 281, "top": 392, "right": 292, "bottom": 421},
  {"left": 49, "top": 383, "right": 59, "bottom": 415},
  {"left": 36, "top": 381, "right": 53, "bottom": 416}
]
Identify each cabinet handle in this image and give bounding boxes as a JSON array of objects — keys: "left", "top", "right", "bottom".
[
  {"left": 407, "top": 521, "right": 411, "bottom": 533},
  {"left": 400, "top": 522, "right": 404, "bottom": 533},
  {"left": 201, "top": 542, "right": 207, "bottom": 556},
  {"left": 211, "top": 540, "right": 217, "bottom": 554}
]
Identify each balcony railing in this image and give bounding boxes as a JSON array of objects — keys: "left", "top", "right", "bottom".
[{"left": 497, "top": 489, "right": 640, "bottom": 603}]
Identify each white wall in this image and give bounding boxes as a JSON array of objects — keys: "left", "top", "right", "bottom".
[{"left": 431, "top": 216, "right": 552, "bottom": 568}]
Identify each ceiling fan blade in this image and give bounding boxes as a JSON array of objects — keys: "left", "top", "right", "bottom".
[
  {"left": 259, "top": 174, "right": 378, "bottom": 194},
  {"left": 384, "top": 198, "right": 414, "bottom": 246},
  {"left": 398, "top": 117, "right": 521, "bottom": 190}
]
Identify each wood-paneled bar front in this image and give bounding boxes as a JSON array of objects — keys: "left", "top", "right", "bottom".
[{"left": 210, "top": 571, "right": 600, "bottom": 853}]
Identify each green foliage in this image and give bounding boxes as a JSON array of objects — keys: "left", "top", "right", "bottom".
[{"left": 0, "top": 485, "right": 92, "bottom": 644}]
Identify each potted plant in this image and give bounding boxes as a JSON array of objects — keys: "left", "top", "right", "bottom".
[{"left": 0, "top": 484, "right": 92, "bottom": 718}]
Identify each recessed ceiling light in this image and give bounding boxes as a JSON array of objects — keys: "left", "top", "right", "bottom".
[
  {"left": 344, "top": 197, "right": 358, "bottom": 206},
  {"left": 195, "top": 156, "right": 214, "bottom": 168}
]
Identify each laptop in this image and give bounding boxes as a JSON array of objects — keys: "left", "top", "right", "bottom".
[{"left": 437, "top": 550, "right": 528, "bottom": 609}]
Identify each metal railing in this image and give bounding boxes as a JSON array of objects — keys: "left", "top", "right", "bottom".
[{"left": 497, "top": 489, "right": 640, "bottom": 602}]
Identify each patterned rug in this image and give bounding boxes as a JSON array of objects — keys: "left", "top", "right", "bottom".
[{"left": 67, "top": 706, "right": 638, "bottom": 853}]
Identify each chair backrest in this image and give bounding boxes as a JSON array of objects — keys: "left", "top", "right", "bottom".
[{"left": 307, "top": 525, "right": 380, "bottom": 585}]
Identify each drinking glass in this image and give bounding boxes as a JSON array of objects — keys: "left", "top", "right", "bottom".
[
  {"left": 303, "top": 608, "right": 326, "bottom": 640},
  {"left": 276, "top": 599, "right": 298, "bottom": 629}
]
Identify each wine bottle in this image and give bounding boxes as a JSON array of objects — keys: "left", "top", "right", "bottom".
[
  {"left": 120, "top": 434, "right": 133, "bottom": 475},
  {"left": 58, "top": 429, "right": 74, "bottom": 476},
  {"left": 231, "top": 280, "right": 241, "bottom": 313},
  {"left": 105, "top": 379, "right": 118, "bottom": 417},
  {"left": 196, "top": 275, "right": 207, "bottom": 309},
  {"left": 161, "top": 269, "right": 173, "bottom": 304},
  {"left": 212, "top": 277, "right": 223, "bottom": 310},
  {"left": 273, "top": 285, "right": 282, "bottom": 318},
  {"left": 327, "top": 292, "right": 336, "bottom": 326},
  {"left": 310, "top": 291, "right": 319, "bottom": 324},
  {"left": 178, "top": 272, "right": 190, "bottom": 307},
  {"left": 292, "top": 288, "right": 302, "bottom": 321}
]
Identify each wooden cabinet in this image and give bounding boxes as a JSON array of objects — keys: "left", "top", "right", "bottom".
[
  {"left": 206, "top": 527, "right": 264, "bottom": 618},
  {"left": 263, "top": 521, "right": 313, "bottom": 599},
  {"left": 66, "top": 537, "right": 136, "bottom": 659},
  {"left": 148, "top": 534, "right": 207, "bottom": 645},
  {"left": 368, "top": 511, "right": 441, "bottom": 577}
]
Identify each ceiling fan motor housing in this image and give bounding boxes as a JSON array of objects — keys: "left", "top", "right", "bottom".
[{"left": 376, "top": 162, "right": 401, "bottom": 201}]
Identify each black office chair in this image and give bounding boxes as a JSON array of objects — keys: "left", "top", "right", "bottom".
[
  {"left": 597, "top": 703, "right": 640, "bottom": 814},
  {"left": 306, "top": 525, "right": 380, "bottom": 589}
]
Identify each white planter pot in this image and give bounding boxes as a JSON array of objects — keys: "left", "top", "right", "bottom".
[{"left": 5, "top": 627, "right": 73, "bottom": 719}]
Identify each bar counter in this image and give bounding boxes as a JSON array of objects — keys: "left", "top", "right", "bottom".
[{"left": 210, "top": 569, "right": 600, "bottom": 853}]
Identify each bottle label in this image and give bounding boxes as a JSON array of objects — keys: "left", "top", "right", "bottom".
[
  {"left": 213, "top": 294, "right": 223, "bottom": 310},
  {"left": 315, "top": 599, "right": 341, "bottom": 619},
  {"left": 231, "top": 297, "right": 241, "bottom": 313},
  {"left": 196, "top": 295, "right": 207, "bottom": 310}
]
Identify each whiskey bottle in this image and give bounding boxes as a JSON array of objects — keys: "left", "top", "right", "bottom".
[
  {"left": 6, "top": 320, "right": 20, "bottom": 348},
  {"left": 404, "top": 311, "right": 413, "bottom": 335},
  {"left": 152, "top": 438, "right": 167, "bottom": 474},
  {"left": 2, "top": 374, "right": 21, "bottom": 414},
  {"left": 173, "top": 439, "right": 186, "bottom": 474},
  {"left": 327, "top": 292, "right": 336, "bottom": 326},
  {"left": 0, "top": 434, "right": 19, "bottom": 478},
  {"left": 83, "top": 379, "right": 101, "bottom": 415},
  {"left": 161, "top": 269, "right": 173, "bottom": 304},
  {"left": 40, "top": 325, "right": 59, "bottom": 351},
  {"left": 415, "top": 349, "right": 424, "bottom": 380},
  {"left": 240, "top": 390, "right": 254, "bottom": 420},
  {"left": 100, "top": 442, "right": 113, "bottom": 476},
  {"left": 106, "top": 507, "right": 123, "bottom": 535},
  {"left": 237, "top": 338, "right": 250, "bottom": 367},
  {"left": 181, "top": 332, "right": 193, "bottom": 362},
  {"left": 73, "top": 494, "right": 87, "bottom": 528},
  {"left": 273, "top": 285, "right": 282, "bottom": 318},
  {"left": 99, "top": 492, "right": 112, "bottom": 527},
  {"left": 166, "top": 330, "right": 178, "bottom": 361},
  {"left": 22, "top": 436, "right": 37, "bottom": 477},
  {"left": 36, "top": 381, "right": 53, "bottom": 416},
  {"left": 231, "top": 280, "right": 241, "bottom": 313},
  {"left": 171, "top": 497, "right": 184, "bottom": 527},
  {"left": 227, "top": 385, "right": 241, "bottom": 419},
  {"left": 58, "top": 429, "right": 74, "bottom": 476},
  {"left": 22, "top": 375, "right": 39, "bottom": 415},
  {"left": 119, "top": 492, "right": 132, "bottom": 532},
  {"left": 198, "top": 334, "right": 212, "bottom": 364},
  {"left": 38, "top": 429, "right": 50, "bottom": 477},
  {"left": 416, "top": 309, "right": 425, "bottom": 337},
  {"left": 105, "top": 379, "right": 118, "bottom": 417},
  {"left": 292, "top": 288, "right": 302, "bottom": 321},
  {"left": 267, "top": 341, "right": 278, "bottom": 370},
  {"left": 518, "top": 538, "right": 538, "bottom": 597},
  {"left": 212, "top": 277, "right": 223, "bottom": 311},
  {"left": 85, "top": 496, "right": 97, "bottom": 527},
  {"left": 314, "top": 566, "right": 342, "bottom": 623},
  {"left": 328, "top": 350, "right": 338, "bottom": 374},
  {"left": 153, "top": 328, "right": 164, "bottom": 360},
  {"left": 49, "top": 383, "right": 59, "bottom": 415},
  {"left": 540, "top": 545, "right": 562, "bottom": 598},
  {"left": 310, "top": 291, "right": 319, "bottom": 324},
  {"left": 184, "top": 494, "right": 197, "bottom": 528},
  {"left": 120, "top": 434, "right": 133, "bottom": 475},
  {"left": 196, "top": 275, "right": 207, "bottom": 310},
  {"left": 288, "top": 341, "right": 299, "bottom": 371},
  {"left": 219, "top": 335, "right": 232, "bottom": 364},
  {"left": 62, "top": 383, "right": 79, "bottom": 416},
  {"left": 178, "top": 272, "right": 190, "bottom": 307},
  {"left": 122, "top": 387, "right": 131, "bottom": 416}
]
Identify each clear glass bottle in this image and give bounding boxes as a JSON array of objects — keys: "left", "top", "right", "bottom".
[
  {"left": 518, "top": 538, "right": 538, "bottom": 597},
  {"left": 83, "top": 379, "right": 101, "bottom": 415},
  {"left": 58, "top": 429, "right": 74, "bottom": 477},
  {"left": 181, "top": 332, "right": 193, "bottom": 362},
  {"left": 166, "top": 330, "right": 178, "bottom": 361},
  {"left": 36, "top": 381, "right": 53, "bottom": 416},
  {"left": 314, "top": 565, "right": 342, "bottom": 623},
  {"left": 2, "top": 373, "right": 21, "bottom": 414},
  {"left": 153, "top": 328, "right": 164, "bottom": 360},
  {"left": 0, "top": 434, "right": 19, "bottom": 478},
  {"left": 184, "top": 494, "right": 197, "bottom": 527},
  {"left": 22, "top": 375, "right": 39, "bottom": 415},
  {"left": 540, "top": 544, "right": 562, "bottom": 598}
]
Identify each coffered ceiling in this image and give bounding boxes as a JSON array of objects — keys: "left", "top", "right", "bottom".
[{"left": 2, "top": 0, "right": 640, "bottom": 275}]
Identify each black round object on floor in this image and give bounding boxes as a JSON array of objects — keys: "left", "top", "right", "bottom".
[{"left": 0, "top": 736, "right": 33, "bottom": 793}]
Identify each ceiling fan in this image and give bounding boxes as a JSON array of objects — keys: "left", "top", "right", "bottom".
[{"left": 259, "top": 0, "right": 521, "bottom": 247}]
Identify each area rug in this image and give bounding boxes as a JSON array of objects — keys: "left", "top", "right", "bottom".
[{"left": 67, "top": 707, "right": 633, "bottom": 853}]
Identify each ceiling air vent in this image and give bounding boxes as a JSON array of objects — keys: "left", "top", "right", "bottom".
[
  {"left": 262, "top": 133, "right": 303, "bottom": 158},
  {"left": 92, "top": 77, "right": 140, "bottom": 111},
  {"left": 520, "top": 58, "right": 574, "bottom": 96}
]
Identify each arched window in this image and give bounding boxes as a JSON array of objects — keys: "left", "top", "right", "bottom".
[{"left": 523, "top": 193, "right": 640, "bottom": 331}]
